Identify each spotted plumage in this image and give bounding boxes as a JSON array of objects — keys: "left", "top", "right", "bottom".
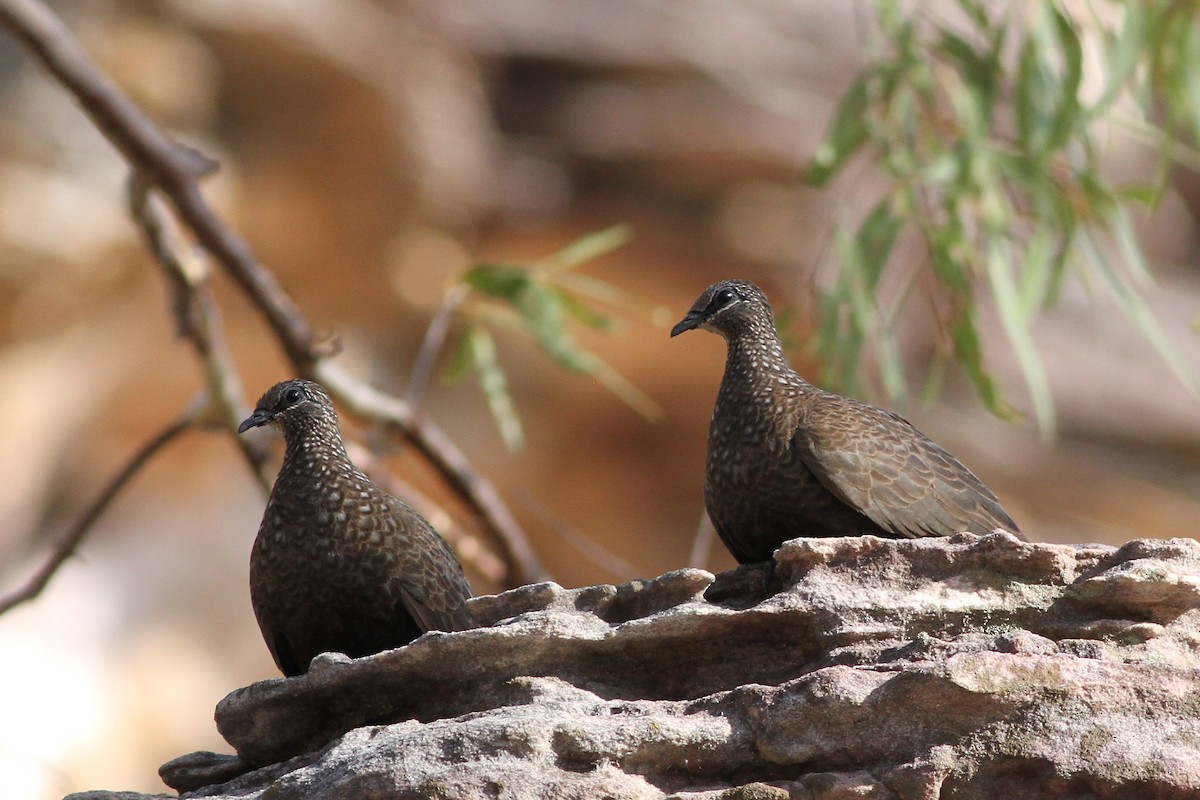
[
  {"left": 239, "top": 379, "right": 473, "bottom": 676},
  {"left": 672, "top": 280, "right": 1022, "bottom": 564}
]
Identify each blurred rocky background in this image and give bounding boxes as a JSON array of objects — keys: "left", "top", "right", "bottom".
[{"left": 0, "top": 2, "right": 1197, "bottom": 798}]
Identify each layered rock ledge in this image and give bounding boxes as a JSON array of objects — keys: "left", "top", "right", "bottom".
[{"left": 69, "top": 533, "right": 1200, "bottom": 799}]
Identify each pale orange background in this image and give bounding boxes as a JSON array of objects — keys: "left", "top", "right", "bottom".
[{"left": 1, "top": 3, "right": 1198, "bottom": 798}]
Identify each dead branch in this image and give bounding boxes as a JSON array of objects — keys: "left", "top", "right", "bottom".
[
  {"left": 128, "top": 175, "right": 271, "bottom": 491},
  {"left": 518, "top": 491, "right": 639, "bottom": 582},
  {"left": 0, "top": 0, "right": 547, "bottom": 590},
  {"left": 0, "top": 0, "right": 317, "bottom": 367},
  {"left": 0, "top": 410, "right": 198, "bottom": 615},
  {"left": 403, "top": 283, "right": 470, "bottom": 413}
]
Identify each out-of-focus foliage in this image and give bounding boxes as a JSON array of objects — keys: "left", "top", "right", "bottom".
[
  {"left": 448, "top": 225, "right": 661, "bottom": 449},
  {"left": 809, "top": 0, "right": 1200, "bottom": 432}
]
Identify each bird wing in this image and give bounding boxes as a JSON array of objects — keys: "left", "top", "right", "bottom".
[
  {"left": 790, "top": 393, "right": 1019, "bottom": 539},
  {"left": 384, "top": 505, "right": 475, "bottom": 634}
]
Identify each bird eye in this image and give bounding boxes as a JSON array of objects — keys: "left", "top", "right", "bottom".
[
  {"left": 715, "top": 288, "right": 737, "bottom": 306},
  {"left": 283, "top": 387, "right": 303, "bottom": 405}
]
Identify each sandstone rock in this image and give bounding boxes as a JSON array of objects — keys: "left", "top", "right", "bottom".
[{"left": 68, "top": 534, "right": 1200, "bottom": 799}]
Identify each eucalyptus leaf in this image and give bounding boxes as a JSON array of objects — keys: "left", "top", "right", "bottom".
[
  {"left": 804, "top": 0, "right": 1200, "bottom": 431},
  {"left": 809, "top": 76, "right": 870, "bottom": 187}
]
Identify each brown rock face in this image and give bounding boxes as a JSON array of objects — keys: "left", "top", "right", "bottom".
[{"left": 71, "top": 534, "right": 1200, "bottom": 800}]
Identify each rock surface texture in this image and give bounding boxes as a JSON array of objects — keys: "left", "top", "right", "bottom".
[{"left": 69, "top": 533, "right": 1200, "bottom": 800}]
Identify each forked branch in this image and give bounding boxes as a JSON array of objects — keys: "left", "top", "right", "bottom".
[{"left": 0, "top": 0, "right": 546, "bottom": 611}]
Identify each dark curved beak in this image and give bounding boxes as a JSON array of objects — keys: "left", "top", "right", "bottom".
[
  {"left": 670, "top": 311, "right": 704, "bottom": 337},
  {"left": 238, "top": 408, "right": 273, "bottom": 434}
]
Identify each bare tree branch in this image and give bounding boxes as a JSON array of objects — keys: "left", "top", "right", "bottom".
[
  {"left": 0, "top": 0, "right": 547, "bottom": 592},
  {"left": 128, "top": 175, "right": 271, "bottom": 491},
  {"left": 403, "top": 283, "right": 469, "bottom": 413},
  {"left": 0, "top": 0, "right": 318, "bottom": 368},
  {"left": 0, "top": 411, "right": 198, "bottom": 615},
  {"left": 518, "top": 491, "right": 640, "bottom": 582}
]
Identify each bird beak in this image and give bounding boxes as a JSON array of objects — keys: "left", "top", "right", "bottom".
[
  {"left": 238, "top": 408, "right": 273, "bottom": 434},
  {"left": 670, "top": 311, "right": 704, "bottom": 337}
]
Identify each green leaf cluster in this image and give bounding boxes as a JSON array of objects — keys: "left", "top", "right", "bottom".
[
  {"left": 446, "top": 225, "right": 661, "bottom": 449},
  {"left": 809, "top": 0, "right": 1200, "bottom": 432}
]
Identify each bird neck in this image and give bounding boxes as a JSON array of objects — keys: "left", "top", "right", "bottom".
[
  {"left": 721, "top": 327, "right": 800, "bottom": 392},
  {"left": 279, "top": 418, "right": 353, "bottom": 478}
]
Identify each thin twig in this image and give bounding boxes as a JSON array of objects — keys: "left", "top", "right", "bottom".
[
  {"left": 518, "top": 491, "right": 640, "bottom": 582},
  {"left": 0, "top": 0, "right": 546, "bottom": 588},
  {"left": 403, "top": 283, "right": 469, "bottom": 413},
  {"left": 0, "top": 0, "right": 317, "bottom": 367},
  {"left": 0, "top": 411, "right": 197, "bottom": 615},
  {"left": 128, "top": 175, "right": 271, "bottom": 490}
]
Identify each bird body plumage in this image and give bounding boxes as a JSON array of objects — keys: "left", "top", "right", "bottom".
[
  {"left": 673, "top": 280, "right": 1022, "bottom": 564},
  {"left": 240, "top": 380, "right": 473, "bottom": 676}
]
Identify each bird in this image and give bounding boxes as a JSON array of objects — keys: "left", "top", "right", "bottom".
[
  {"left": 671, "top": 279, "right": 1022, "bottom": 564},
  {"left": 238, "top": 379, "right": 474, "bottom": 676}
]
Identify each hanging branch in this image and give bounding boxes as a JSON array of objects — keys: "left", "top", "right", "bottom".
[
  {"left": 0, "top": 0, "right": 317, "bottom": 367},
  {"left": 0, "top": 0, "right": 547, "bottom": 597},
  {"left": 127, "top": 175, "right": 272, "bottom": 491}
]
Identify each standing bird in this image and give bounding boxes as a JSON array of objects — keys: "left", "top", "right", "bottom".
[
  {"left": 238, "top": 379, "right": 473, "bottom": 676},
  {"left": 671, "top": 280, "right": 1021, "bottom": 564}
]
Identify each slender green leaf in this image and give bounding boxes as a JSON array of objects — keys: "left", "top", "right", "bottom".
[
  {"left": 951, "top": 306, "right": 1020, "bottom": 421},
  {"left": 462, "top": 264, "right": 530, "bottom": 299},
  {"left": 956, "top": 0, "right": 990, "bottom": 30},
  {"left": 555, "top": 287, "right": 620, "bottom": 331},
  {"left": 927, "top": 220, "right": 972, "bottom": 292},
  {"left": 1014, "top": 36, "right": 1044, "bottom": 156},
  {"left": 937, "top": 30, "right": 998, "bottom": 112},
  {"left": 985, "top": 238, "right": 1054, "bottom": 433},
  {"left": 1086, "top": 1, "right": 1143, "bottom": 119},
  {"left": 1017, "top": 227, "right": 1055, "bottom": 319},
  {"left": 1044, "top": 6, "right": 1083, "bottom": 153},
  {"left": 808, "top": 76, "right": 871, "bottom": 186},
  {"left": 555, "top": 272, "right": 631, "bottom": 306},
  {"left": 1082, "top": 232, "right": 1200, "bottom": 401},
  {"left": 857, "top": 200, "right": 903, "bottom": 287},
  {"left": 512, "top": 283, "right": 594, "bottom": 374},
  {"left": 461, "top": 324, "right": 523, "bottom": 450},
  {"left": 1115, "top": 183, "right": 1162, "bottom": 206},
  {"left": 1109, "top": 205, "right": 1154, "bottom": 286},
  {"left": 540, "top": 224, "right": 633, "bottom": 274},
  {"left": 444, "top": 324, "right": 476, "bottom": 383}
]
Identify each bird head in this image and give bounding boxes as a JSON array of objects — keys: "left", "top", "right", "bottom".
[
  {"left": 670, "top": 279, "right": 773, "bottom": 339},
  {"left": 238, "top": 379, "right": 332, "bottom": 434}
]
